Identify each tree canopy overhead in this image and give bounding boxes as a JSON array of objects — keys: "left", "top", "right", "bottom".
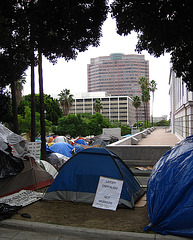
[
  {"left": 0, "top": 0, "right": 109, "bottom": 85},
  {"left": 22, "top": 0, "right": 109, "bottom": 62},
  {"left": 111, "top": 0, "right": 193, "bottom": 91}
]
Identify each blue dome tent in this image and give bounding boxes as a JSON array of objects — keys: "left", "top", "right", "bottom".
[
  {"left": 145, "top": 135, "right": 193, "bottom": 237},
  {"left": 75, "top": 139, "right": 88, "bottom": 146},
  {"left": 43, "top": 148, "right": 144, "bottom": 208}
]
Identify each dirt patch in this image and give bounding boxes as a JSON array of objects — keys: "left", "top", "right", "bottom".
[{"left": 11, "top": 200, "right": 149, "bottom": 233}]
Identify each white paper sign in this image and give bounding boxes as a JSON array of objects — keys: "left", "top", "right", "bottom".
[{"left": 92, "top": 176, "right": 123, "bottom": 211}]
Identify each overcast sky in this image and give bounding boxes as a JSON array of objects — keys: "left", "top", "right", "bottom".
[{"left": 23, "top": 14, "right": 171, "bottom": 118}]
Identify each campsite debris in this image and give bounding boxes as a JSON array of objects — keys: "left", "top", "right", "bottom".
[
  {"left": 0, "top": 203, "right": 22, "bottom": 221},
  {"left": 135, "top": 166, "right": 153, "bottom": 171},
  {"left": 0, "top": 190, "right": 43, "bottom": 207},
  {"left": 21, "top": 213, "right": 31, "bottom": 218},
  {"left": 135, "top": 194, "right": 147, "bottom": 208}
]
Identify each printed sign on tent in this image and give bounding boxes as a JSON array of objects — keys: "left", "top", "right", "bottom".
[{"left": 92, "top": 176, "right": 123, "bottom": 211}]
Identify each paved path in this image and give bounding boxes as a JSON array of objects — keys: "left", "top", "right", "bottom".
[{"left": 138, "top": 128, "right": 180, "bottom": 146}]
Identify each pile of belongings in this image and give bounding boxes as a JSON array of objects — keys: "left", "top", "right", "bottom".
[
  {"left": 0, "top": 124, "right": 56, "bottom": 220},
  {"left": 0, "top": 124, "right": 54, "bottom": 198},
  {"left": 90, "top": 133, "right": 118, "bottom": 146}
]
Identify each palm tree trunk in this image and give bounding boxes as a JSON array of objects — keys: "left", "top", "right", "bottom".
[
  {"left": 151, "top": 92, "right": 154, "bottom": 127},
  {"left": 31, "top": 50, "right": 36, "bottom": 142},
  {"left": 38, "top": 50, "right": 46, "bottom": 160},
  {"left": 11, "top": 81, "right": 19, "bottom": 134},
  {"left": 143, "top": 102, "right": 146, "bottom": 128},
  {"left": 146, "top": 102, "right": 148, "bottom": 128},
  {"left": 136, "top": 108, "right": 138, "bottom": 129}
]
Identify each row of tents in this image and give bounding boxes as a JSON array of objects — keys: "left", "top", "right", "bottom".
[
  {"left": 0, "top": 124, "right": 144, "bottom": 209},
  {"left": 45, "top": 133, "right": 118, "bottom": 169},
  {"left": 1, "top": 123, "right": 193, "bottom": 237}
]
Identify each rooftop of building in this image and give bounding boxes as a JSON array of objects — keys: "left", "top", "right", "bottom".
[{"left": 51, "top": 91, "right": 134, "bottom": 101}]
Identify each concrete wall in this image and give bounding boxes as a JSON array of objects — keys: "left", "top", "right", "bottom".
[
  {"left": 106, "top": 127, "right": 172, "bottom": 167},
  {"left": 110, "top": 128, "right": 154, "bottom": 146},
  {"left": 106, "top": 145, "right": 171, "bottom": 163}
]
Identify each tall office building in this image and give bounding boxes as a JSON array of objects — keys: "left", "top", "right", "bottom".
[{"left": 87, "top": 53, "right": 150, "bottom": 121}]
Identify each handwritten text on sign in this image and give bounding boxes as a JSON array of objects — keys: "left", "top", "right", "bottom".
[{"left": 92, "top": 176, "right": 123, "bottom": 211}]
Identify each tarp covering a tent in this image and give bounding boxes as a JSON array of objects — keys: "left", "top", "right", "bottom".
[
  {"left": 46, "top": 152, "right": 68, "bottom": 170},
  {"left": 0, "top": 149, "right": 24, "bottom": 178},
  {"left": 43, "top": 148, "right": 144, "bottom": 208},
  {"left": 91, "top": 134, "right": 118, "bottom": 145},
  {"left": 0, "top": 124, "right": 28, "bottom": 159},
  {"left": 145, "top": 135, "right": 193, "bottom": 237},
  {"left": 52, "top": 136, "right": 70, "bottom": 144},
  {"left": 90, "top": 139, "right": 107, "bottom": 148},
  {"left": 48, "top": 142, "right": 73, "bottom": 158}
]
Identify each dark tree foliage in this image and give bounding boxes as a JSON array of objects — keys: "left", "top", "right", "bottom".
[
  {"left": 54, "top": 114, "right": 88, "bottom": 138},
  {"left": 0, "top": 89, "right": 12, "bottom": 123},
  {"left": 18, "top": 0, "right": 109, "bottom": 62},
  {"left": 111, "top": 0, "right": 193, "bottom": 90},
  {"left": 1, "top": 0, "right": 108, "bottom": 155},
  {"left": 0, "top": 1, "right": 31, "bottom": 87},
  {"left": 0, "top": 0, "right": 31, "bottom": 133}
]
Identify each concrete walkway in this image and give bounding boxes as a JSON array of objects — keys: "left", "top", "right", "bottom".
[{"left": 138, "top": 128, "right": 180, "bottom": 146}]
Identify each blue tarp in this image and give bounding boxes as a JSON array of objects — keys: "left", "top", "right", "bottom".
[
  {"left": 145, "top": 135, "right": 193, "bottom": 237},
  {"left": 44, "top": 148, "right": 144, "bottom": 208},
  {"left": 48, "top": 142, "right": 73, "bottom": 158}
]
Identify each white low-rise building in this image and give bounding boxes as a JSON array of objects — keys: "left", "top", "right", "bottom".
[
  {"left": 69, "top": 92, "right": 135, "bottom": 126},
  {"left": 169, "top": 68, "right": 193, "bottom": 139}
]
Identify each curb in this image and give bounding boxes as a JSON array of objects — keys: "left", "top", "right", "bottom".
[
  {"left": 0, "top": 219, "right": 155, "bottom": 240},
  {"left": 0, "top": 219, "right": 188, "bottom": 240}
]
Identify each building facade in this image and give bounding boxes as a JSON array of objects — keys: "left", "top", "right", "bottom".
[
  {"left": 87, "top": 53, "right": 150, "bottom": 121},
  {"left": 169, "top": 68, "right": 193, "bottom": 139},
  {"left": 69, "top": 92, "right": 135, "bottom": 126}
]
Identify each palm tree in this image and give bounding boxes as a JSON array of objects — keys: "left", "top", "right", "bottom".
[
  {"left": 139, "top": 77, "right": 150, "bottom": 128},
  {"left": 10, "top": 73, "right": 26, "bottom": 134},
  {"left": 132, "top": 96, "right": 141, "bottom": 129},
  {"left": 15, "top": 73, "right": 26, "bottom": 107},
  {"left": 93, "top": 99, "right": 103, "bottom": 113},
  {"left": 149, "top": 80, "right": 157, "bottom": 126},
  {"left": 58, "top": 89, "right": 74, "bottom": 116}
]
